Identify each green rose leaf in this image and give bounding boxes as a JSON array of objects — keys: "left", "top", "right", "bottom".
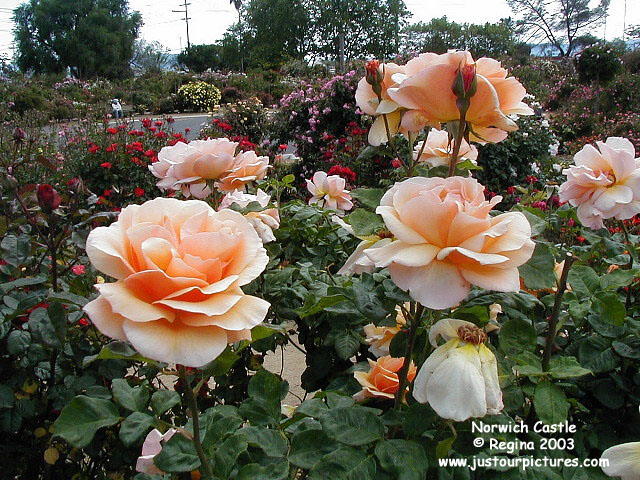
[
  {"left": 375, "top": 439, "right": 428, "bottom": 480},
  {"left": 53, "top": 395, "right": 120, "bottom": 448},
  {"left": 534, "top": 380, "right": 569, "bottom": 425},
  {"left": 319, "top": 406, "right": 385, "bottom": 446},
  {"left": 154, "top": 433, "right": 201, "bottom": 473}
]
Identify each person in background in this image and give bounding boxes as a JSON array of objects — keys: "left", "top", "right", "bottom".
[{"left": 111, "top": 99, "right": 123, "bottom": 119}]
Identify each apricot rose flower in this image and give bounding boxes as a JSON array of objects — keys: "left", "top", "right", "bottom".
[
  {"left": 364, "top": 176, "right": 534, "bottom": 309},
  {"left": 363, "top": 305, "right": 407, "bottom": 357},
  {"left": 355, "top": 62, "right": 406, "bottom": 146},
  {"left": 150, "top": 138, "right": 238, "bottom": 199},
  {"left": 353, "top": 355, "right": 416, "bottom": 402},
  {"left": 413, "top": 128, "right": 478, "bottom": 168},
  {"left": 388, "top": 51, "right": 533, "bottom": 143},
  {"left": 83, "top": 197, "right": 270, "bottom": 367},
  {"left": 216, "top": 150, "right": 270, "bottom": 193},
  {"left": 559, "top": 137, "right": 640, "bottom": 230}
]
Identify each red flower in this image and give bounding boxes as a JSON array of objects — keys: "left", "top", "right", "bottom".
[
  {"left": 328, "top": 165, "right": 357, "bottom": 183},
  {"left": 36, "top": 184, "right": 61, "bottom": 212},
  {"left": 525, "top": 175, "right": 538, "bottom": 184},
  {"left": 134, "top": 187, "right": 145, "bottom": 197},
  {"left": 576, "top": 235, "right": 586, "bottom": 243},
  {"left": 106, "top": 127, "right": 118, "bottom": 134},
  {"left": 105, "top": 143, "right": 118, "bottom": 152},
  {"left": 154, "top": 120, "right": 163, "bottom": 127},
  {"left": 218, "top": 122, "right": 233, "bottom": 132},
  {"left": 506, "top": 186, "right": 517, "bottom": 195},
  {"left": 278, "top": 144, "right": 288, "bottom": 151},
  {"left": 144, "top": 149, "right": 157, "bottom": 158},
  {"left": 141, "top": 118, "right": 152, "bottom": 128},
  {"left": 78, "top": 318, "right": 90, "bottom": 326},
  {"left": 100, "top": 162, "right": 112, "bottom": 169},
  {"left": 88, "top": 144, "right": 100, "bottom": 154},
  {"left": 391, "top": 158, "right": 402, "bottom": 168},
  {"left": 185, "top": 128, "right": 191, "bottom": 133},
  {"left": 567, "top": 219, "right": 576, "bottom": 227},
  {"left": 102, "top": 189, "right": 113, "bottom": 197}
]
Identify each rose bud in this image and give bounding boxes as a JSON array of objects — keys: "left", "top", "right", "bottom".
[{"left": 36, "top": 184, "right": 61, "bottom": 212}]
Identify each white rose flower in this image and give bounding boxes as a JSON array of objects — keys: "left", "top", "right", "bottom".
[{"left": 413, "top": 319, "right": 503, "bottom": 422}]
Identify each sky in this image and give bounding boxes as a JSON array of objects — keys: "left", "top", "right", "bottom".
[{"left": 0, "top": 0, "right": 638, "bottom": 59}]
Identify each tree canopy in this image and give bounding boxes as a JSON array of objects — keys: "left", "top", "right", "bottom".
[
  {"left": 210, "top": 0, "right": 411, "bottom": 71},
  {"left": 402, "top": 17, "right": 517, "bottom": 58},
  {"left": 13, "top": 0, "right": 141, "bottom": 78},
  {"left": 507, "top": 0, "right": 610, "bottom": 56}
]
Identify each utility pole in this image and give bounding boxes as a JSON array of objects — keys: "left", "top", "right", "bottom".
[{"left": 172, "top": 0, "right": 191, "bottom": 50}]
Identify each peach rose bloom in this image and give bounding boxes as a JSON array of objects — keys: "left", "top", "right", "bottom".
[
  {"left": 364, "top": 176, "right": 535, "bottom": 309},
  {"left": 353, "top": 355, "right": 416, "bottom": 402},
  {"left": 83, "top": 197, "right": 270, "bottom": 367},
  {"left": 413, "top": 128, "right": 478, "bottom": 168},
  {"left": 150, "top": 138, "right": 238, "bottom": 199},
  {"left": 388, "top": 51, "right": 533, "bottom": 143},
  {"left": 216, "top": 150, "right": 270, "bottom": 193},
  {"left": 136, "top": 428, "right": 177, "bottom": 474},
  {"left": 355, "top": 62, "right": 406, "bottom": 146},
  {"left": 220, "top": 189, "right": 280, "bottom": 243},
  {"left": 363, "top": 305, "right": 408, "bottom": 357},
  {"left": 559, "top": 137, "right": 640, "bottom": 230},
  {"left": 306, "top": 171, "right": 353, "bottom": 212}
]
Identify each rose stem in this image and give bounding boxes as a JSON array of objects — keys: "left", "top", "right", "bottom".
[
  {"left": 394, "top": 304, "right": 424, "bottom": 409},
  {"left": 542, "top": 253, "right": 576, "bottom": 370},
  {"left": 178, "top": 365, "right": 214, "bottom": 479}
]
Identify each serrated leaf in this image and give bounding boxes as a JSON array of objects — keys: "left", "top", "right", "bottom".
[
  {"left": 150, "top": 390, "right": 180, "bottom": 415},
  {"left": 154, "top": 433, "right": 201, "bottom": 473},
  {"left": 334, "top": 331, "right": 361, "bottom": 360},
  {"left": 119, "top": 412, "right": 154, "bottom": 446},
  {"left": 520, "top": 243, "right": 556, "bottom": 290},
  {"left": 534, "top": 380, "right": 568, "bottom": 425},
  {"left": 548, "top": 356, "right": 591, "bottom": 378},
  {"left": 53, "top": 396, "right": 120, "bottom": 448}
]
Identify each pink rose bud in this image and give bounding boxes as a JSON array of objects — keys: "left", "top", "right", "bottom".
[{"left": 36, "top": 184, "right": 61, "bottom": 212}]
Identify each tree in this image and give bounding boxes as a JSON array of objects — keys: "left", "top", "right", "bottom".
[
  {"left": 131, "top": 40, "right": 173, "bottom": 75},
  {"left": 177, "top": 44, "right": 222, "bottom": 73},
  {"left": 507, "top": 0, "right": 610, "bottom": 56},
  {"left": 13, "top": 0, "right": 141, "bottom": 78},
  {"left": 244, "top": 0, "right": 310, "bottom": 68},
  {"left": 307, "top": 0, "right": 411, "bottom": 71},
  {"left": 402, "top": 17, "right": 516, "bottom": 57}
]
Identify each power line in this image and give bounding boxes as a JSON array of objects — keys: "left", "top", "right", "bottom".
[{"left": 171, "top": 0, "right": 191, "bottom": 49}]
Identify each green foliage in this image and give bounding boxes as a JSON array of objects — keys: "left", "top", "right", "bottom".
[
  {"left": 576, "top": 42, "right": 625, "bottom": 84},
  {"left": 177, "top": 44, "right": 223, "bottom": 73},
  {"left": 402, "top": 17, "right": 516, "bottom": 57},
  {"left": 13, "top": 0, "right": 142, "bottom": 79}
]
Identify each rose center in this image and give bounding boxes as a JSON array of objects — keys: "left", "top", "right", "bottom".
[{"left": 457, "top": 325, "right": 487, "bottom": 345}]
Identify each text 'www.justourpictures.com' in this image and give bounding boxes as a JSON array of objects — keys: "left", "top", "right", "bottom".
[{"left": 438, "top": 456, "right": 609, "bottom": 472}]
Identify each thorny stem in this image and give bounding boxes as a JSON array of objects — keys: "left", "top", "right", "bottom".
[
  {"left": 542, "top": 253, "right": 576, "bottom": 371},
  {"left": 178, "top": 365, "right": 213, "bottom": 479},
  {"left": 394, "top": 304, "right": 424, "bottom": 409}
]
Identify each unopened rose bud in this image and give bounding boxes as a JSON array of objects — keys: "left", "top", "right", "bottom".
[
  {"left": 13, "top": 127, "right": 26, "bottom": 144},
  {"left": 452, "top": 63, "right": 477, "bottom": 103},
  {"left": 36, "top": 184, "right": 61, "bottom": 212},
  {"left": 365, "top": 60, "right": 383, "bottom": 97}
]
